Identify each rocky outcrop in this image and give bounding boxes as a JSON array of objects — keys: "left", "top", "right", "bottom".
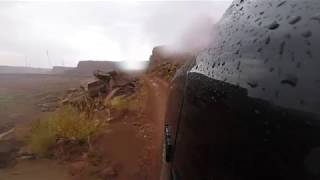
[
  {"left": 51, "top": 66, "right": 75, "bottom": 74},
  {"left": 148, "top": 46, "right": 195, "bottom": 81},
  {"left": 74, "top": 61, "right": 120, "bottom": 75},
  {"left": 61, "top": 70, "right": 138, "bottom": 114},
  {"left": 61, "top": 61, "right": 121, "bottom": 76}
]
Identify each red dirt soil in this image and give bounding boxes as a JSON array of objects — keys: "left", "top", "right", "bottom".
[
  {"left": 144, "top": 77, "right": 169, "bottom": 180},
  {"left": 0, "top": 74, "right": 169, "bottom": 180},
  {"left": 89, "top": 76, "right": 168, "bottom": 180}
]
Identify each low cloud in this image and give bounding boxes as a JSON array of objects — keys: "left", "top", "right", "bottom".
[{"left": 0, "top": 1, "right": 232, "bottom": 68}]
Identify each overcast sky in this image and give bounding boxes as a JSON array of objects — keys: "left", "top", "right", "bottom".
[{"left": 0, "top": 0, "right": 232, "bottom": 68}]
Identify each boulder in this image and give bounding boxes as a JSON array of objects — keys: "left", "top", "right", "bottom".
[{"left": 87, "top": 80, "right": 107, "bottom": 97}]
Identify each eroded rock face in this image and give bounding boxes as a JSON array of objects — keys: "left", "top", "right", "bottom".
[
  {"left": 148, "top": 46, "right": 195, "bottom": 81},
  {"left": 75, "top": 61, "right": 120, "bottom": 75},
  {"left": 149, "top": 46, "right": 194, "bottom": 70}
]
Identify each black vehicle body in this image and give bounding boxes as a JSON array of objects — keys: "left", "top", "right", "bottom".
[{"left": 163, "top": 0, "right": 320, "bottom": 179}]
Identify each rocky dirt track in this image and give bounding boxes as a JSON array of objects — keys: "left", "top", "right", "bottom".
[{"left": 0, "top": 74, "right": 169, "bottom": 180}]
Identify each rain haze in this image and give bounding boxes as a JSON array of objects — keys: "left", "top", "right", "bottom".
[
  {"left": 0, "top": 0, "right": 232, "bottom": 68},
  {"left": 1, "top": 0, "right": 319, "bottom": 179}
]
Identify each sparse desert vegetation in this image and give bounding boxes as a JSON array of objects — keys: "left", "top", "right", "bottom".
[
  {"left": 150, "top": 62, "right": 180, "bottom": 81},
  {"left": 0, "top": 59, "right": 179, "bottom": 180},
  {"left": 28, "top": 106, "right": 99, "bottom": 156}
]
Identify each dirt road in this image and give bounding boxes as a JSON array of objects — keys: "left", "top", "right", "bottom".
[
  {"left": 77, "top": 75, "right": 168, "bottom": 180},
  {"left": 144, "top": 76, "right": 168, "bottom": 180}
]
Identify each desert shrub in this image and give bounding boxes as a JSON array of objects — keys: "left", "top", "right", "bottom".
[
  {"left": 164, "top": 63, "right": 179, "bottom": 81},
  {"left": 109, "top": 95, "right": 129, "bottom": 111},
  {"left": 152, "top": 62, "right": 179, "bottom": 81},
  {"left": 29, "top": 120, "right": 56, "bottom": 155},
  {"left": 50, "top": 106, "right": 97, "bottom": 141},
  {"left": 107, "top": 81, "right": 146, "bottom": 112},
  {"left": 28, "top": 106, "right": 98, "bottom": 155},
  {"left": 108, "top": 95, "right": 137, "bottom": 111}
]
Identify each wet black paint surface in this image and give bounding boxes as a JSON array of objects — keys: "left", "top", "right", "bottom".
[{"left": 166, "top": 0, "right": 320, "bottom": 179}]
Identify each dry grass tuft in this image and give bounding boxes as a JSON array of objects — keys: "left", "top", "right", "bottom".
[
  {"left": 107, "top": 80, "right": 147, "bottom": 113},
  {"left": 28, "top": 106, "right": 98, "bottom": 156}
]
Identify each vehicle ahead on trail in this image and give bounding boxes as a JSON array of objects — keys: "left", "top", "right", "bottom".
[{"left": 163, "top": 0, "right": 320, "bottom": 179}]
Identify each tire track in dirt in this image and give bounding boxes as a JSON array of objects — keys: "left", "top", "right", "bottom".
[{"left": 143, "top": 76, "right": 168, "bottom": 180}]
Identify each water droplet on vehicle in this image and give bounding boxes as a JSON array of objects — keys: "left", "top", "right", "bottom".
[
  {"left": 310, "top": 13, "right": 320, "bottom": 23},
  {"left": 285, "top": 33, "right": 291, "bottom": 39},
  {"left": 269, "top": 67, "right": 275, "bottom": 72},
  {"left": 277, "top": 1, "right": 286, "bottom": 7},
  {"left": 290, "top": 4, "right": 297, "bottom": 8},
  {"left": 302, "top": 31, "right": 312, "bottom": 38},
  {"left": 236, "top": 62, "right": 241, "bottom": 70},
  {"left": 268, "top": 21, "right": 280, "bottom": 30},
  {"left": 305, "top": 40, "right": 311, "bottom": 46},
  {"left": 281, "top": 75, "right": 298, "bottom": 87},
  {"left": 268, "top": 2, "right": 273, "bottom": 7},
  {"left": 279, "top": 41, "right": 286, "bottom": 55},
  {"left": 306, "top": 50, "right": 312, "bottom": 58},
  {"left": 265, "top": 36, "right": 271, "bottom": 44},
  {"left": 289, "top": 16, "right": 301, "bottom": 24},
  {"left": 247, "top": 80, "right": 258, "bottom": 88}
]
